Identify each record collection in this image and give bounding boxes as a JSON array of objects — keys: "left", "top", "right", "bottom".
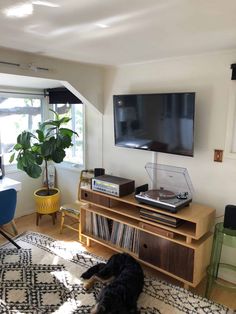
[{"left": 85, "top": 212, "right": 139, "bottom": 254}]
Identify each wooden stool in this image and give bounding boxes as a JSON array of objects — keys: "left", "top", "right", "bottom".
[
  {"left": 59, "top": 168, "right": 94, "bottom": 241},
  {"left": 59, "top": 202, "right": 85, "bottom": 241}
]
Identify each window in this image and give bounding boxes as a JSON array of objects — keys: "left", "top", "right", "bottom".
[
  {"left": 0, "top": 93, "right": 43, "bottom": 166},
  {"left": 0, "top": 92, "right": 84, "bottom": 171},
  {"left": 53, "top": 103, "right": 84, "bottom": 166}
]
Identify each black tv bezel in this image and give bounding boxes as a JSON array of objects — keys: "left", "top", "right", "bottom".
[{"left": 113, "top": 92, "right": 195, "bottom": 157}]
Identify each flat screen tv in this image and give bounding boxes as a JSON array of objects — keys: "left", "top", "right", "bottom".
[{"left": 113, "top": 92, "right": 195, "bottom": 157}]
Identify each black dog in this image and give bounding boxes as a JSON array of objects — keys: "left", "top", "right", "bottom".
[{"left": 81, "top": 253, "right": 144, "bottom": 314}]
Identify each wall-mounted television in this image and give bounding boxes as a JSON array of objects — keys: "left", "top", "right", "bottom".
[{"left": 113, "top": 92, "right": 195, "bottom": 157}]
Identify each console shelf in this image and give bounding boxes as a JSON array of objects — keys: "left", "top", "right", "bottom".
[{"left": 80, "top": 187, "right": 215, "bottom": 288}]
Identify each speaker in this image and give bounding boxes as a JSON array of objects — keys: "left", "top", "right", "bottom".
[
  {"left": 94, "top": 168, "right": 105, "bottom": 177},
  {"left": 135, "top": 184, "right": 149, "bottom": 195},
  {"left": 223, "top": 205, "right": 236, "bottom": 230}
]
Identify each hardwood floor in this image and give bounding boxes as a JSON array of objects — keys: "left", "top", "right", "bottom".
[{"left": 1, "top": 213, "right": 235, "bottom": 310}]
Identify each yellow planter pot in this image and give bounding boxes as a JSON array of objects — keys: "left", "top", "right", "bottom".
[{"left": 34, "top": 188, "right": 60, "bottom": 214}]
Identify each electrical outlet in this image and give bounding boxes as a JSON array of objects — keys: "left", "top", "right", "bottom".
[{"left": 214, "top": 149, "right": 223, "bottom": 162}]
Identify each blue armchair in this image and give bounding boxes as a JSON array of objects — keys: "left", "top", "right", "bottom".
[{"left": 0, "top": 188, "right": 20, "bottom": 249}]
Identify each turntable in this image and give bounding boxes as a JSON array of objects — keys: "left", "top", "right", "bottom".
[{"left": 135, "top": 163, "right": 194, "bottom": 213}]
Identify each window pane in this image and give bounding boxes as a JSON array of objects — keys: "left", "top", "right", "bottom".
[
  {"left": 0, "top": 96, "right": 42, "bottom": 165},
  {"left": 53, "top": 103, "right": 84, "bottom": 165}
]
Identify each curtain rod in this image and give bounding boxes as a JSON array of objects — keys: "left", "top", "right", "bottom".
[{"left": 0, "top": 90, "right": 49, "bottom": 96}]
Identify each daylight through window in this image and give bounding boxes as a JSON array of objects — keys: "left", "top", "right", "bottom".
[
  {"left": 53, "top": 103, "right": 84, "bottom": 165},
  {"left": 0, "top": 94, "right": 43, "bottom": 165},
  {"left": 0, "top": 93, "right": 84, "bottom": 169}
]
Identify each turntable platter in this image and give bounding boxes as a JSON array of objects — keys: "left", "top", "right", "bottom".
[
  {"left": 145, "top": 189, "right": 175, "bottom": 200},
  {"left": 135, "top": 186, "right": 192, "bottom": 213}
]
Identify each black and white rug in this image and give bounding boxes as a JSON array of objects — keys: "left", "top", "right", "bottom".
[{"left": 0, "top": 231, "right": 234, "bottom": 314}]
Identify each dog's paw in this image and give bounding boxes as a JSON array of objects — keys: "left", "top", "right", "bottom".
[
  {"left": 83, "top": 278, "right": 95, "bottom": 290},
  {"left": 81, "top": 263, "right": 106, "bottom": 279},
  {"left": 83, "top": 281, "right": 91, "bottom": 290}
]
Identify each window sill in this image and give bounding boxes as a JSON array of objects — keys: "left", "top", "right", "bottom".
[
  {"left": 4, "top": 162, "right": 85, "bottom": 175},
  {"left": 54, "top": 162, "right": 84, "bottom": 172},
  {"left": 4, "top": 164, "right": 20, "bottom": 175}
]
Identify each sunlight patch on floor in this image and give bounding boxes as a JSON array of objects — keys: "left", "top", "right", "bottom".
[
  {"left": 53, "top": 300, "right": 81, "bottom": 314},
  {"left": 48, "top": 240, "right": 86, "bottom": 260},
  {"left": 51, "top": 270, "right": 84, "bottom": 286}
]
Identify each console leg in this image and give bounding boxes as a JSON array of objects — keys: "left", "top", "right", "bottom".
[
  {"left": 86, "top": 237, "right": 91, "bottom": 247},
  {"left": 184, "top": 283, "right": 189, "bottom": 290}
]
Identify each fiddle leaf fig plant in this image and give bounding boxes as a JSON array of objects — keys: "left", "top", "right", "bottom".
[{"left": 10, "top": 109, "right": 78, "bottom": 195}]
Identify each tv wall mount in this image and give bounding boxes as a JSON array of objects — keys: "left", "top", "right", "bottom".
[{"left": 135, "top": 163, "right": 194, "bottom": 213}]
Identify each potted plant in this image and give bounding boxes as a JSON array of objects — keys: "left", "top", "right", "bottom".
[{"left": 10, "top": 109, "right": 78, "bottom": 223}]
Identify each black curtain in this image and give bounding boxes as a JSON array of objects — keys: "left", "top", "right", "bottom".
[
  {"left": 231, "top": 64, "right": 236, "bottom": 80},
  {"left": 47, "top": 87, "right": 82, "bottom": 104}
]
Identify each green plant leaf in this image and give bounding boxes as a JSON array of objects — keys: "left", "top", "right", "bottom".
[
  {"left": 36, "top": 130, "right": 45, "bottom": 142},
  {"left": 56, "top": 134, "right": 71, "bottom": 148},
  {"left": 49, "top": 108, "right": 59, "bottom": 120},
  {"left": 13, "top": 143, "right": 22, "bottom": 151},
  {"left": 57, "top": 116, "right": 71, "bottom": 125},
  {"left": 41, "top": 120, "right": 60, "bottom": 127},
  {"left": 38, "top": 122, "right": 46, "bottom": 132},
  {"left": 59, "top": 128, "right": 78, "bottom": 137},
  {"left": 31, "top": 144, "right": 41, "bottom": 153},
  {"left": 41, "top": 137, "right": 57, "bottom": 157},
  {"left": 9, "top": 153, "right": 15, "bottom": 163},
  {"left": 24, "top": 164, "right": 42, "bottom": 178},
  {"left": 45, "top": 127, "right": 57, "bottom": 138},
  {"left": 16, "top": 157, "right": 25, "bottom": 171},
  {"left": 17, "top": 131, "right": 31, "bottom": 149},
  {"left": 25, "top": 151, "right": 37, "bottom": 164},
  {"left": 52, "top": 149, "right": 66, "bottom": 163},
  {"left": 35, "top": 155, "right": 43, "bottom": 165}
]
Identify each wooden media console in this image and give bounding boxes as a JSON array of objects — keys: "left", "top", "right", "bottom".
[{"left": 80, "top": 187, "right": 215, "bottom": 288}]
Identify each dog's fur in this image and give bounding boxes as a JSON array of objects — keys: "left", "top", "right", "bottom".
[{"left": 81, "top": 253, "right": 144, "bottom": 314}]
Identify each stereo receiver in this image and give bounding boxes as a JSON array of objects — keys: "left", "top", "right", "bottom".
[{"left": 92, "top": 174, "right": 135, "bottom": 197}]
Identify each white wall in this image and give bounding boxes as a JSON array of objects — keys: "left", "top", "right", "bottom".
[
  {"left": 7, "top": 170, "right": 42, "bottom": 218},
  {"left": 103, "top": 50, "right": 236, "bottom": 272}
]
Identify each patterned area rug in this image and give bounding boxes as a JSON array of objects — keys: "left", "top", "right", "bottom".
[{"left": 0, "top": 231, "right": 234, "bottom": 314}]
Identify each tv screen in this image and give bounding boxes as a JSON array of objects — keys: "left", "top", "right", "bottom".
[{"left": 113, "top": 92, "right": 195, "bottom": 157}]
